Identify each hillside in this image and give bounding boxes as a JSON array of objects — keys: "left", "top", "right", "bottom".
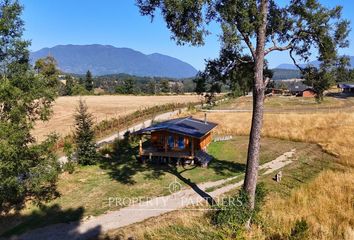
[
  {"left": 271, "top": 68, "right": 301, "bottom": 80},
  {"left": 30, "top": 44, "right": 198, "bottom": 78},
  {"left": 276, "top": 56, "right": 354, "bottom": 69}
]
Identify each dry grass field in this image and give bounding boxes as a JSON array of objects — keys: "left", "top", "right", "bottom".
[
  {"left": 214, "top": 95, "right": 354, "bottom": 111},
  {"left": 102, "top": 101, "right": 354, "bottom": 240},
  {"left": 193, "top": 111, "right": 354, "bottom": 239},
  {"left": 32, "top": 95, "right": 202, "bottom": 141}
]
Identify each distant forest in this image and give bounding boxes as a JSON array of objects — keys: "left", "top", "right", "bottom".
[
  {"left": 94, "top": 74, "right": 196, "bottom": 94},
  {"left": 59, "top": 72, "right": 196, "bottom": 96},
  {"left": 271, "top": 68, "right": 301, "bottom": 80},
  {"left": 58, "top": 68, "right": 305, "bottom": 97}
]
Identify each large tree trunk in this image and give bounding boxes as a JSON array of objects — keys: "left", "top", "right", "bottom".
[{"left": 243, "top": 0, "right": 268, "bottom": 210}]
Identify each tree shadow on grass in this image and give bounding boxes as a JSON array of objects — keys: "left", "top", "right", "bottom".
[
  {"left": 1, "top": 204, "right": 102, "bottom": 240},
  {"left": 98, "top": 138, "right": 146, "bottom": 185},
  {"left": 99, "top": 138, "right": 246, "bottom": 206},
  {"left": 208, "top": 158, "right": 246, "bottom": 177}
]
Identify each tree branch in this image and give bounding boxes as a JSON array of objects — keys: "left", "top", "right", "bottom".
[
  {"left": 264, "top": 35, "right": 293, "bottom": 55},
  {"left": 237, "top": 29, "right": 256, "bottom": 60},
  {"left": 289, "top": 48, "right": 304, "bottom": 71}
]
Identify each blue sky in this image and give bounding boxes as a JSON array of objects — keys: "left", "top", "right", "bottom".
[{"left": 21, "top": 0, "right": 354, "bottom": 70}]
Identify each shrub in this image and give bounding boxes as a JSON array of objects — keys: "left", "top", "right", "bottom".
[
  {"left": 212, "top": 183, "right": 267, "bottom": 232},
  {"left": 289, "top": 219, "right": 309, "bottom": 240},
  {"left": 62, "top": 141, "right": 76, "bottom": 174}
]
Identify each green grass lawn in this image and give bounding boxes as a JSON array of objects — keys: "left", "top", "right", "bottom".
[
  {"left": 0, "top": 136, "right": 329, "bottom": 237},
  {"left": 100, "top": 142, "right": 341, "bottom": 240}
]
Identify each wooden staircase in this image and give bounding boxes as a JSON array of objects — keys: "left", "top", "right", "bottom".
[{"left": 195, "top": 150, "right": 213, "bottom": 167}]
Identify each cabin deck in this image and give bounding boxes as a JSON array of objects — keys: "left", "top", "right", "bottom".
[{"left": 140, "top": 147, "right": 194, "bottom": 160}]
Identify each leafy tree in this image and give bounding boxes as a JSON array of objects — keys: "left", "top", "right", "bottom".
[
  {"left": 0, "top": 0, "right": 59, "bottom": 212},
  {"left": 198, "top": 52, "right": 272, "bottom": 98},
  {"left": 34, "top": 56, "right": 58, "bottom": 76},
  {"left": 115, "top": 85, "right": 125, "bottom": 94},
  {"left": 303, "top": 66, "right": 333, "bottom": 101},
  {"left": 147, "top": 80, "right": 159, "bottom": 95},
  {"left": 160, "top": 80, "right": 170, "bottom": 93},
  {"left": 116, "top": 77, "right": 136, "bottom": 94},
  {"left": 333, "top": 56, "right": 352, "bottom": 83},
  {"left": 172, "top": 81, "right": 183, "bottom": 94},
  {"left": 74, "top": 99, "right": 98, "bottom": 165},
  {"left": 136, "top": 0, "right": 349, "bottom": 212},
  {"left": 72, "top": 83, "right": 90, "bottom": 96},
  {"left": 85, "top": 70, "right": 94, "bottom": 92}
]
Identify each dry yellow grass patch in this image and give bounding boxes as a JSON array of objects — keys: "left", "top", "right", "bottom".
[
  {"left": 194, "top": 111, "right": 354, "bottom": 238},
  {"left": 262, "top": 170, "right": 354, "bottom": 240},
  {"left": 32, "top": 95, "right": 201, "bottom": 141},
  {"left": 197, "top": 111, "right": 354, "bottom": 160}
]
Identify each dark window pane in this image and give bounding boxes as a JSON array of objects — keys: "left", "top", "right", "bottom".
[
  {"left": 178, "top": 136, "right": 185, "bottom": 149},
  {"left": 168, "top": 135, "right": 174, "bottom": 148}
]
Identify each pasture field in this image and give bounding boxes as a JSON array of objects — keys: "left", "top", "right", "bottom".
[
  {"left": 32, "top": 95, "right": 202, "bottom": 141},
  {"left": 213, "top": 95, "right": 354, "bottom": 112},
  {"left": 0, "top": 137, "right": 326, "bottom": 237},
  {"left": 101, "top": 96, "right": 354, "bottom": 240},
  {"left": 6, "top": 95, "right": 353, "bottom": 239}
]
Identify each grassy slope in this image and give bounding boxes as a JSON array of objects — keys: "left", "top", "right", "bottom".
[
  {"left": 101, "top": 143, "right": 342, "bottom": 240},
  {"left": 1, "top": 136, "right": 303, "bottom": 237},
  {"left": 101, "top": 96, "right": 354, "bottom": 240}
]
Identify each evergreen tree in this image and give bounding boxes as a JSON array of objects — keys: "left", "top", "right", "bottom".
[
  {"left": 0, "top": 0, "right": 59, "bottom": 212},
  {"left": 74, "top": 100, "right": 98, "bottom": 165},
  {"left": 65, "top": 75, "right": 74, "bottom": 96},
  {"left": 85, "top": 70, "right": 93, "bottom": 92}
]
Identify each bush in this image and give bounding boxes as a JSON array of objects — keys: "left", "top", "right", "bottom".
[
  {"left": 289, "top": 219, "right": 309, "bottom": 240},
  {"left": 62, "top": 141, "right": 76, "bottom": 174},
  {"left": 212, "top": 183, "right": 267, "bottom": 232}
]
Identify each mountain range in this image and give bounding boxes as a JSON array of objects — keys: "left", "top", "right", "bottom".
[
  {"left": 276, "top": 56, "right": 354, "bottom": 70},
  {"left": 30, "top": 44, "right": 198, "bottom": 78}
]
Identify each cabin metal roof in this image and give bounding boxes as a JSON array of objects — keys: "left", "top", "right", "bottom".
[
  {"left": 134, "top": 116, "right": 218, "bottom": 139},
  {"left": 288, "top": 83, "right": 313, "bottom": 92},
  {"left": 338, "top": 83, "right": 354, "bottom": 89}
]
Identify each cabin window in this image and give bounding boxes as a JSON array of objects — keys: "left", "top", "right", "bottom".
[
  {"left": 157, "top": 135, "right": 164, "bottom": 146},
  {"left": 168, "top": 135, "right": 174, "bottom": 149},
  {"left": 178, "top": 136, "right": 185, "bottom": 149}
]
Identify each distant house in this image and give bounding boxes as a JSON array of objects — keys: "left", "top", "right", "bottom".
[
  {"left": 338, "top": 83, "right": 354, "bottom": 93},
  {"left": 302, "top": 88, "right": 317, "bottom": 98},
  {"left": 288, "top": 83, "right": 316, "bottom": 97},
  {"left": 134, "top": 116, "right": 217, "bottom": 166}
]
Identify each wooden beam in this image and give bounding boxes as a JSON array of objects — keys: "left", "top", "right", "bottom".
[
  {"left": 139, "top": 137, "right": 143, "bottom": 156},
  {"left": 191, "top": 137, "right": 194, "bottom": 158}
]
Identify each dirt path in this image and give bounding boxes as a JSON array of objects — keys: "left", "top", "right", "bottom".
[{"left": 15, "top": 149, "right": 296, "bottom": 240}]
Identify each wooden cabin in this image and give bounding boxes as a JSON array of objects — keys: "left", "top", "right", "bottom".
[
  {"left": 338, "top": 83, "right": 354, "bottom": 93},
  {"left": 302, "top": 88, "right": 317, "bottom": 98},
  {"left": 134, "top": 116, "right": 218, "bottom": 166}
]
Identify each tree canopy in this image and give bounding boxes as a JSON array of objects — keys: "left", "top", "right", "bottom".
[{"left": 0, "top": 0, "right": 59, "bottom": 212}]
